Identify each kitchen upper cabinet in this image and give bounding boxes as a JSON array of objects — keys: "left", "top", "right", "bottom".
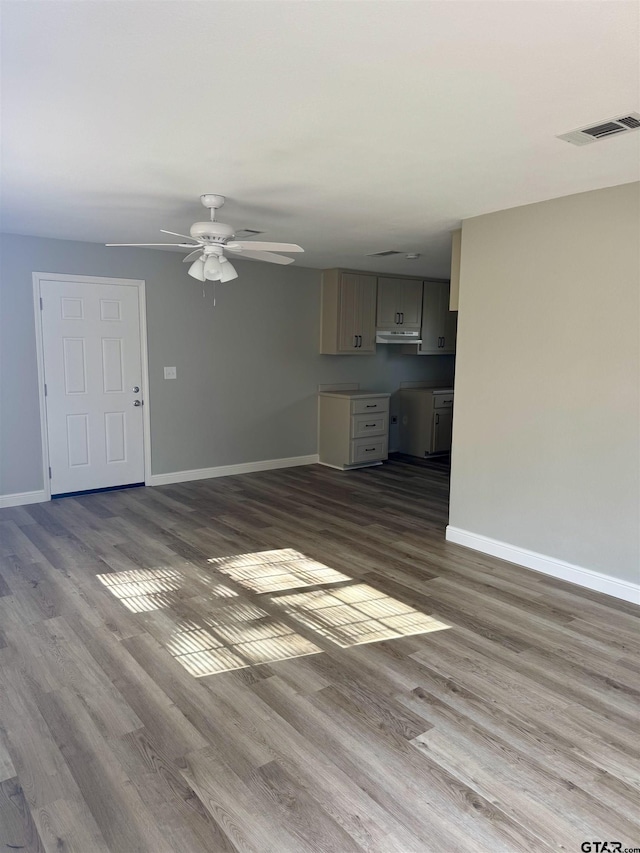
[
  {"left": 417, "top": 280, "right": 457, "bottom": 355},
  {"left": 376, "top": 278, "right": 423, "bottom": 330},
  {"left": 320, "top": 270, "right": 377, "bottom": 354}
]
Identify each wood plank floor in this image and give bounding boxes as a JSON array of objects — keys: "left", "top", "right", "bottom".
[{"left": 0, "top": 459, "right": 639, "bottom": 852}]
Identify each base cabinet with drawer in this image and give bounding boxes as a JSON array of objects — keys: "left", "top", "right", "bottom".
[
  {"left": 318, "top": 391, "right": 390, "bottom": 470},
  {"left": 398, "top": 387, "right": 454, "bottom": 457}
]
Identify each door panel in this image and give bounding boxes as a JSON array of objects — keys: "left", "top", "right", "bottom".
[
  {"left": 66, "top": 414, "right": 90, "bottom": 467},
  {"left": 102, "top": 338, "right": 126, "bottom": 393},
  {"left": 41, "top": 280, "right": 145, "bottom": 495}
]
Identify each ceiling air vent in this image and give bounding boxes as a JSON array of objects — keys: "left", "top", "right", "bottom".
[
  {"left": 367, "top": 250, "right": 402, "bottom": 257},
  {"left": 558, "top": 112, "right": 640, "bottom": 146}
]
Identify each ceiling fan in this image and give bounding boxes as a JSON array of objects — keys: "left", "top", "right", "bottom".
[{"left": 106, "top": 194, "right": 304, "bottom": 282}]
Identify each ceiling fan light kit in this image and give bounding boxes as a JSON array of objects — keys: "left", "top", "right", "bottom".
[
  {"left": 106, "top": 194, "right": 304, "bottom": 285},
  {"left": 188, "top": 258, "right": 206, "bottom": 282},
  {"left": 219, "top": 260, "right": 238, "bottom": 282}
]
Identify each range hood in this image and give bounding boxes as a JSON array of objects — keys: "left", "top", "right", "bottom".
[{"left": 376, "top": 329, "right": 422, "bottom": 344}]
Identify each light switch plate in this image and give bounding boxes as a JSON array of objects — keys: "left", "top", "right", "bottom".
[{"left": 164, "top": 366, "right": 177, "bottom": 379}]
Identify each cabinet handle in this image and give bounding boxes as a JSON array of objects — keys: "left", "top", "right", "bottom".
[
  {"left": 354, "top": 335, "right": 358, "bottom": 348},
  {"left": 358, "top": 335, "right": 362, "bottom": 347},
  {"left": 364, "top": 447, "right": 376, "bottom": 452},
  {"left": 400, "top": 312, "right": 404, "bottom": 324},
  {"left": 365, "top": 404, "right": 377, "bottom": 408},
  {"left": 365, "top": 423, "right": 376, "bottom": 427},
  {"left": 435, "top": 413, "right": 440, "bottom": 425},
  {"left": 441, "top": 336, "right": 445, "bottom": 348}
]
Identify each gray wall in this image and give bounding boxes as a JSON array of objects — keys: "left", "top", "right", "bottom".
[
  {"left": 449, "top": 182, "right": 639, "bottom": 584},
  {"left": 0, "top": 233, "right": 454, "bottom": 494}
]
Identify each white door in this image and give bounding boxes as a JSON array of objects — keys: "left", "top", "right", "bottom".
[{"left": 40, "top": 279, "right": 145, "bottom": 496}]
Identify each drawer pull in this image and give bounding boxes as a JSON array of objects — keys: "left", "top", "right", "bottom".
[
  {"left": 365, "top": 423, "right": 376, "bottom": 428},
  {"left": 365, "top": 404, "right": 377, "bottom": 408},
  {"left": 364, "top": 447, "right": 376, "bottom": 452}
]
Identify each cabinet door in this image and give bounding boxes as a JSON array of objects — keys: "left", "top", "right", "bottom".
[
  {"left": 337, "top": 274, "right": 361, "bottom": 352},
  {"left": 399, "top": 280, "right": 423, "bottom": 329},
  {"left": 419, "top": 281, "right": 456, "bottom": 355},
  {"left": 376, "top": 278, "right": 402, "bottom": 327},
  {"left": 441, "top": 307, "right": 457, "bottom": 354},
  {"left": 431, "top": 409, "right": 453, "bottom": 453},
  {"left": 377, "top": 278, "right": 422, "bottom": 330},
  {"left": 337, "top": 274, "right": 376, "bottom": 353},
  {"left": 357, "top": 275, "right": 377, "bottom": 352},
  {"left": 419, "top": 281, "right": 446, "bottom": 353}
]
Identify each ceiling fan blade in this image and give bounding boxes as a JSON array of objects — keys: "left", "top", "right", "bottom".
[
  {"left": 225, "top": 241, "right": 304, "bottom": 253},
  {"left": 106, "top": 242, "right": 197, "bottom": 247},
  {"left": 161, "top": 229, "right": 198, "bottom": 242},
  {"left": 182, "top": 249, "right": 204, "bottom": 263},
  {"left": 225, "top": 248, "right": 294, "bottom": 265}
]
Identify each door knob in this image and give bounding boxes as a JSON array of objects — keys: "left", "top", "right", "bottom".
[
  {"left": 132, "top": 386, "right": 140, "bottom": 393},
  {"left": 133, "top": 400, "right": 142, "bottom": 407}
]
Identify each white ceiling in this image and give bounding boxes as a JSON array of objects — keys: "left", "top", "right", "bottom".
[{"left": 2, "top": 1, "right": 639, "bottom": 277}]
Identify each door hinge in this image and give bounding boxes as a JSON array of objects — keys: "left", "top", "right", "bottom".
[
  {"left": 44, "top": 383, "right": 47, "bottom": 397},
  {"left": 48, "top": 467, "right": 52, "bottom": 479},
  {"left": 39, "top": 297, "right": 43, "bottom": 310}
]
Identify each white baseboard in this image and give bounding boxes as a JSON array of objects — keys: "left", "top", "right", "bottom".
[
  {"left": 0, "top": 489, "right": 48, "bottom": 509},
  {"left": 445, "top": 525, "right": 640, "bottom": 605},
  {"left": 148, "top": 454, "right": 319, "bottom": 487}
]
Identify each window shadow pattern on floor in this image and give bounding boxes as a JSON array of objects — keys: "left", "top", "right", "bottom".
[{"left": 97, "top": 548, "right": 449, "bottom": 677}]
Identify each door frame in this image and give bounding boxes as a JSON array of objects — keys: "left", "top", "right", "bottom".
[{"left": 32, "top": 272, "right": 152, "bottom": 500}]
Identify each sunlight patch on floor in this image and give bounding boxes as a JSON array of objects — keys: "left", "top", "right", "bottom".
[
  {"left": 207, "top": 548, "right": 350, "bottom": 593},
  {"left": 96, "top": 568, "right": 184, "bottom": 613},
  {"left": 96, "top": 550, "right": 449, "bottom": 676},
  {"left": 271, "top": 583, "right": 450, "bottom": 647},
  {"left": 164, "top": 601, "right": 322, "bottom": 676}
]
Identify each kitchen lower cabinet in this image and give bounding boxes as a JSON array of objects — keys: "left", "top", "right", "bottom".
[
  {"left": 318, "top": 391, "right": 390, "bottom": 469},
  {"left": 398, "top": 387, "right": 454, "bottom": 457},
  {"left": 320, "top": 270, "right": 377, "bottom": 354},
  {"left": 432, "top": 407, "right": 453, "bottom": 454}
]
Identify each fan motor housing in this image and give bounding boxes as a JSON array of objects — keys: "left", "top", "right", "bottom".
[{"left": 190, "top": 221, "right": 235, "bottom": 243}]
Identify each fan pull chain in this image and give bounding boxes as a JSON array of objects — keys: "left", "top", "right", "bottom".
[{"left": 201, "top": 281, "right": 217, "bottom": 305}]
